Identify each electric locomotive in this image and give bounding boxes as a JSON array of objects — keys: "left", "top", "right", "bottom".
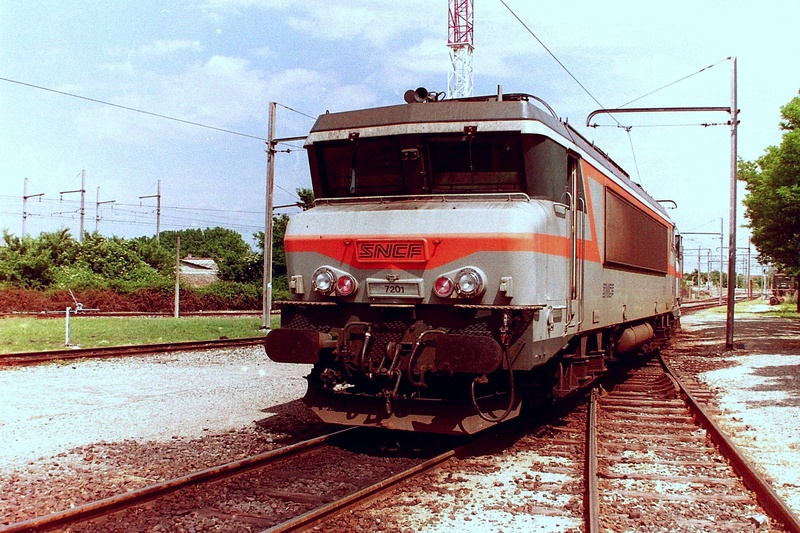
[{"left": 265, "top": 88, "right": 682, "bottom": 434}]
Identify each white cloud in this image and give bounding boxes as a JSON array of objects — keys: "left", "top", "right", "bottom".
[
  {"left": 70, "top": 54, "right": 337, "bottom": 145},
  {"left": 138, "top": 40, "right": 203, "bottom": 57},
  {"left": 396, "top": 37, "right": 448, "bottom": 75}
]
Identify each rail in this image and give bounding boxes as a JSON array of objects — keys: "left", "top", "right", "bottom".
[
  {"left": 0, "top": 336, "right": 265, "bottom": 366},
  {"left": 661, "top": 357, "right": 800, "bottom": 533},
  {"left": 0, "top": 428, "right": 357, "bottom": 533},
  {"left": 584, "top": 355, "right": 800, "bottom": 532},
  {"left": 264, "top": 448, "right": 458, "bottom": 532}
]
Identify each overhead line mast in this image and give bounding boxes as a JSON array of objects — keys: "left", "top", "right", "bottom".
[{"left": 447, "top": 0, "right": 474, "bottom": 98}]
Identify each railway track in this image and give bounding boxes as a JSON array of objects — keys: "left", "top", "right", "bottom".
[
  {"left": 586, "top": 355, "right": 800, "bottom": 532},
  {"left": 0, "top": 336, "right": 265, "bottom": 366},
  {"left": 0, "top": 427, "right": 463, "bottom": 532},
  {"left": 281, "top": 353, "right": 800, "bottom": 532},
  {"left": 3, "top": 326, "right": 797, "bottom": 531}
]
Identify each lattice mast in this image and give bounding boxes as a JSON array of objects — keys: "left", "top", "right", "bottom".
[{"left": 447, "top": 0, "right": 474, "bottom": 98}]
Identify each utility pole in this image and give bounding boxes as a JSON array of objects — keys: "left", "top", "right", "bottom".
[
  {"left": 719, "top": 218, "right": 724, "bottom": 306},
  {"left": 697, "top": 248, "right": 702, "bottom": 297},
  {"left": 22, "top": 177, "right": 44, "bottom": 237},
  {"left": 725, "top": 57, "right": 739, "bottom": 350},
  {"left": 264, "top": 102, "right": 277, "bottom": 331},
  {"left": 684, "top": 230, "right": 725, "bottom": 299},
  {"left": 747, "top": 236, "right": 751, "bottom": 297},
  {"left": 174, "top": 236, "right": 181, "bottom": 318},
  {"left": 262, "top": 103, "right": 307, "bottom": 330},
  {"left": 139, "top": 179, "right": 161, "bottom": 243},
  {"left": 95, "top": 187, "right": 116, "bottom": 234},
  {"left": 60, "top": 169, "right": 87, "bottom": 242},
  {"left": 447, "top": 0, "right": 474, "bottom": 98}
]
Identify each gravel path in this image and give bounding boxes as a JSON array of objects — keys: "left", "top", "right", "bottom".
[{"left": 0, "top": 347, "right": 311, "bottom": 468}]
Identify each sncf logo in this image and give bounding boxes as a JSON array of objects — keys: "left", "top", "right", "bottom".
[{"left": 356, "top": 239, "right": 429, "bottom": 263}]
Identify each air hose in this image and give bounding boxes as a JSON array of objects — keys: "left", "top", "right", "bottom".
[{"left": 470, "top": 345, "right": 516, "bottom": 423}]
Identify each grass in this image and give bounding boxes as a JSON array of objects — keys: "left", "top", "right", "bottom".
[
  {"left": 708, "top": 297, "right": 800, "bottom": 319},
  {"left": 0, "top": 315, "right": 280, "bottom": 354}
]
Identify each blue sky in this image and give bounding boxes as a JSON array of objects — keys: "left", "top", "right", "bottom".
[{"left": 1, "top": 1, "right": 797, "bottom": 267}]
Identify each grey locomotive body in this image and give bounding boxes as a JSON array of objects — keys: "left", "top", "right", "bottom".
[{"left": 265, "top": 91, "right": 682, "bottom": 434}]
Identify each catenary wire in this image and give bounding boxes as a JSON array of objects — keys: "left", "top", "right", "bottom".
[
  {"left": 497, "top": 0, "right": 624, "bottom": 129},
  {"left": 617, "top": 58, "right": 731, "bottom": 108},
  {"left": 0, "top": 76, "right": 267, "bottom": 141},
  {"left": 277, "top": 103, "right": 317, "bottom": 121}
]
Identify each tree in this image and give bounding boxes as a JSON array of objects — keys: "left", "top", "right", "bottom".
[
  {"left": 297, "top": 187, "right": 315, "bottom": 210},
  {"left": 739, "top": 89, "right": 800, "bottom": 310},
  {"left": 0, "top": 229, "right": 76, "bottom": 288},
  {"left": 252, "top": 189, "right": 313, "bottom": 300},
  {"left": 159, "top": 227, "right": 261, "bottom": 284}
]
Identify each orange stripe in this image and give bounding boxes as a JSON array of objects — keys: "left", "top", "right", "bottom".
[
  {"left": 580, "top": 161, "right": 602, "bottom": 264},
  {"left": 285, "top": 233, "right": 580, "bottom": 270}
]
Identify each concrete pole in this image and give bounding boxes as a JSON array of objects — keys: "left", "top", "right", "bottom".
[
  {"left": 65, "top": 307, "right": 71, "bottom": 345},
  {"left": 174, "top": 236, "right": 181, "bottom": 318},
  {"left": 719, "top": 218, "right": 724, "bottom": 306},
  {"left": 156, "top": 179, "right": 161, "bottom": 244},
  {"left": 139, "top": 182, "right": 161, "bottom": 243},
  {"left": 697, "top": 248, "right": 701, "bottom": 299},
  {"left": 262, "top": 102, "right": 277, "bottom": 331},
  {"left": 79, "top": 169, "right": 86, "bottom": 243},
  {"left": 22, "top": 177, "right": 27, "bottom": 237},
  {"left": 725, "top": 57, "right": 738, "bottom": 350},
  {"left": 747, "top": 237, "right": 751, "bottom": 297},
  {"left": 95, "top": 187, "right": 116, "bottom": 235}
]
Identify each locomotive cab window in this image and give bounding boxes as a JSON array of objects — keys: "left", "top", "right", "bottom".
[
  {"left": 315, "top": 137, "right": 406, "bottom": 197},
  {"left": 427, "top": 133, "right": 523, "bottom": 193},
  {"left": 310, "top": 132, "right": 525, "bottom": 198}
]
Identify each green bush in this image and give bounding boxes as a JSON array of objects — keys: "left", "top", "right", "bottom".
[
  {"left": 195, "top": 281, "right": 262, "bottom": 309},
  {"left": 0, "top": 223, "right": 294, "bottom": 310},
  {"left": 51, "top": 264, "right": 110, "bottom": 290}
]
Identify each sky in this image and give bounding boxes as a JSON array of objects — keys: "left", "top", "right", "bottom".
[{"left": 1, "top": 0, "right": 798, "bottom": 273}]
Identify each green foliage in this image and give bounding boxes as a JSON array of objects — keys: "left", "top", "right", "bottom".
[
  {"left": 193, "top": 281, "right": 262, "bottom": 309},
  {"left": 129, "top": 235, "right": 173, "bottom": 274},
  {"left": 254, "top": 211, "right": 292, "bottom": 297},
  {"left": 739, "top": 89, "right": 800, "bottom": 278},
  {"left": 297, "top": 187, "right": 315, "bottom": 210},
  {"left": 0, "top": 217, "right": 296, "bottom": 308},
  {"left": 0, "top": 227, "right": 259, "bottom": 295},
  {"left": 0, "top": 229, "right": 77, "bottom": 288},
  {"left": 159, "top": 227, "right": 262, "bottom": 284}
]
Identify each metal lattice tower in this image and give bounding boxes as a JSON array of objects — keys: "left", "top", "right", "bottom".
[{"left": 447, "top": 0, "right": 474, "bottom": 98}]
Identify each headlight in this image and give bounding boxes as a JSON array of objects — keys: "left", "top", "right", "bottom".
[
  {"left": 312, "top": 267, "right": 335, "bottom": 294},
  {"left": 433, "top": 275, "right": 454, "bottom": 297},
  {"left": 312, "top": 267, "right": 358, "bottom": 297},
  {"left": 335, "top": 274, "right": 357, "bottom": 296},
  {"left": 455, "top": 268, "right": 484, "bottom": 297}
]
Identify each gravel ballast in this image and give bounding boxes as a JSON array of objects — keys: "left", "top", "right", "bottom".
[{"left": 1, "top": 308, "right": 799, "bottom": 531}]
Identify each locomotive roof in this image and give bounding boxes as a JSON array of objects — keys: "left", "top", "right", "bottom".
[{"left": 310, "top": 93, "right": 668, "bottom": 219}]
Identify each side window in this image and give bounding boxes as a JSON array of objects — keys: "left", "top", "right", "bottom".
[
  {"left": 567, "top": 154, "right": 587, "bottom": 212},
  {"left": 605, "top": 188, "right": 669, "bottom": 273}
]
